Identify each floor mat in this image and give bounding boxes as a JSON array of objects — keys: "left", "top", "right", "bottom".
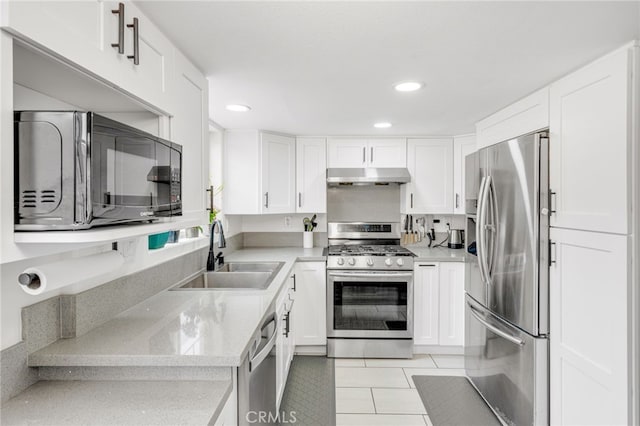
[
  {"left": 412, "top": 376, "right": 502, "bottom": 426},
  {"left": 278, "top": 356, "right": 336, "bottom": 426}
]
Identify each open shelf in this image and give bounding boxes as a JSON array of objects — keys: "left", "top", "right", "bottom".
[
  {"left": 148, "top": 235, "right": 209, "bottom": 255},
  {"left": 14, "top": 215, "right": 204, "bottom": 244}
]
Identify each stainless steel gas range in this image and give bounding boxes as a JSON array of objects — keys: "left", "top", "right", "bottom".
[{"left": 326, "top": 222, "right": 415, "bottom": 358}]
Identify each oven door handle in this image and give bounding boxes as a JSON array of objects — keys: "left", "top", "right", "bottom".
[{"left": 328, "top": 272, "right": 413, "bottom": 279}]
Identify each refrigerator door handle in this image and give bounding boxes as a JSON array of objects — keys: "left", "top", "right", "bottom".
[
  {"left": 476, "top": 176, "right": 488, "bottom": 285},
  {"left": 477, "top": 176, "right": 491, "bottom": 285},
  {"left": 468, "top": 303, "right": 525, "bottom": 346},
  {"left": 486, "top": 177, "right": 499, "bottom": 279}
]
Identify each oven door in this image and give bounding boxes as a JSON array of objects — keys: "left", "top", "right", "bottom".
[{"left": 327, "top": 270, "right": 413, "bottom": 339}]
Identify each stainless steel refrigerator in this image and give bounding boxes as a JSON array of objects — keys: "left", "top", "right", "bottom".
[{"left": 464, "top": 130, "right": 550, "bottom": 426}]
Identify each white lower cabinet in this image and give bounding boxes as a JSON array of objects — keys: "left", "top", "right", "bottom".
[
  {"left": 550, "top": 228, "right": 630, "bottom": 426},
  {"left": 438, "top": 262, "right": 465, "bottom": 346},
  {"left": 413, "top": 263, "right": 440, "bottom": 345},
  {"left": 275, "top": 299, "right": 287, "bottom": 410},
  {"left": 275, "top": 274, "right": 296, "bottom": 410},
  {"left": 293, "top": 262, "right": 327, "bottom": 346},
  {"left": 413, "top": 261, "right": 465, "bottom": 348}
]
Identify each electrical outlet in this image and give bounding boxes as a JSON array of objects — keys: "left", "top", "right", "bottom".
[{"left": 284, "top": 216, "right": 291, "bottom": 227}]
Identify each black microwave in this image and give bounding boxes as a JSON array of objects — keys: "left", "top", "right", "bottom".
[{"left": 14, "top": 111, "right": 182, "bottom": 230}]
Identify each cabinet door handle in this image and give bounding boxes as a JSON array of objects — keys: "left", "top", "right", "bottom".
[
  {"left": 127, "top": 17, "right": 139, "bottom": 65},
  {"left": 362, "top": 147, "right": 366, "bottom": 164},
  {"left": 298, "top": 192, "right": 302, "bottom": 208},
  {"left": 284, "top": 312, "right": 290, "bottom": 337},
  {"left": 550, "top": 191, "right": 557, "bottom": 216},
  {"left": 550, "top": 241, "right": 557, "bottom": 265},
  {"left": 206, "top": 185, "right": 214, "bottom": 212},
  {"left": 370, "top": 147, "right": 374, "bottom": 163},
  {"left": 291, "top": 274, "right": 296, "bottom": 291},
  {"left": 264, "top": 192, "right": 269, "bottom": 208},
  {"left": 455, "top": 193, "right": 460, "bottom": 209},
  {"left": 111, "top": 3, "right": 125, "bottom": 54},
  {"left": 410, "top": 193, "right": 414, "bottom": 209}
]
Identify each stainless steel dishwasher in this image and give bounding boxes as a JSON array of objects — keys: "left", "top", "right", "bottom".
[{"left": 238, "top": 307, "right": 278, "bottom": 425}]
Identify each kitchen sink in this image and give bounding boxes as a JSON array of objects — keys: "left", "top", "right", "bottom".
[{"left": 172, "top": 262, "right": 284, "bottom": 291}]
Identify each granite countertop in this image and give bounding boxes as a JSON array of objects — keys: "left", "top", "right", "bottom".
[
  {"left": 404, "top": 244, "right": 468, "bottom": 262},
  {"left": 0, "top": 379, "right": 232, "bottom": 425},
  {"left": 28, "top": 247, "right": 326, "bottom": 368}
]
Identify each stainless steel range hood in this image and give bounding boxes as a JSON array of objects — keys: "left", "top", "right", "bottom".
[{"left": 327, "top": 168, "right": 411, "bottom": 185}]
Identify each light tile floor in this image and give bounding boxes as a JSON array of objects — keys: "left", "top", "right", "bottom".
[{"left": 335, "top": 354, "right": 465, "bottom": 426}]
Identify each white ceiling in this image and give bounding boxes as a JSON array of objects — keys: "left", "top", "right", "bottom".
[{"left": 137, "top": 1, "right": 639, "bottom": 136}]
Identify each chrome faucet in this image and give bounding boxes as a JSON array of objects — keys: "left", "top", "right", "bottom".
[{"left": 207, "top": 219, "right": 226, "bottom": 271}]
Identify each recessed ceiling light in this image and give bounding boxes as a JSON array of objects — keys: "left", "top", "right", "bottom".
[
  {"left": 393, "top": 81, "right": 424, "bottom": 92},
  {"left": 374, "top": 122, "right": 392, "bottom": 129},
  {"left": 226, "top": 104, "right": 251, "bottom": 112}
]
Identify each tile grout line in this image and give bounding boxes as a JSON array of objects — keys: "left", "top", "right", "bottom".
[
  {"left": 428, "top": 353, "right": 439, "bottom": 368},
  {"left": 370, "top": 387, "right": 378, "bottom": 414},
  {"left": 337, "top": 386, "right": 419, "bottom": 390},
  {"left": 402, "top": 367, "right": 413, "bottom": 387}
]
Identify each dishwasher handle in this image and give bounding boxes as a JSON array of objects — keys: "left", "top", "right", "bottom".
[{"left": 249, "top": 314, "right": 277, "bottom": 372}]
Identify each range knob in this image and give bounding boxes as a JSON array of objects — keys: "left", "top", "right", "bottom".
[
  {"left": 396, "top": 258, "right": 404, "bottom": 266},
  {"left": 366, "top": 258, "right": 374, "bottom": 267},
  {"left": 348, "top": 258, "right": 356, "bottom": 266},
  {"left": 385, "top": 258, "right": 393, "bottom": 267},
  {"left": 337, "top": 257, "right": 345, "bottom": 266}
]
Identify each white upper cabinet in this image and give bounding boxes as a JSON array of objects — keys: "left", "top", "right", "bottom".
[
  {"left": 327, "top": 138, "right": 406, "bottom": 168},
  {"left": 262, "top": 133, "right": 296, "bottom": 214},
  {"left": 327, "top": 138, "right": 368, "bottom": 168},
  {"left": 170, "top": 50, "right": 208, "bottom": 219},
  {"left": 102, "top": 1, "right": 174, "bottom": 113},
  {"left": 549, "top": 46, "right": 633, "bottom": 235},
  {"left": 453, "top": 134, "right": 476, "bottom": 214},
  {"left": 296, "top": 138, "right": 327, "bottom": 213},
  {"left": 402, "top": 138, "right": 454, "bottom": 214},
  {"left": 223, "top": 130, "right": 261, "bottom": 214},
  {"left": 476, "top": 87, "right": 549, "bottom": 150},
  {"left": 224, "top": 130, "right": 296, "bottom": 215},
  {"left": 413, "top": 263, "right": 440, "bottom": 345},
  {"left": 368, "top": 139, "right": 407, "bottom": 168},
  {"left": 550, "top": 228, "right": 629, "bottom": 426},
  {"left": 2, "top": 1, "right": 174, "bottom": 114},
  {"left": 1, "top": 1, "right": 104, "bottom": 72}
]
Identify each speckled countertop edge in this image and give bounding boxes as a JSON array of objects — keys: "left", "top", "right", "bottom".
[{"left": 0, "top": 378, "right": 233, "bottom": 425}]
